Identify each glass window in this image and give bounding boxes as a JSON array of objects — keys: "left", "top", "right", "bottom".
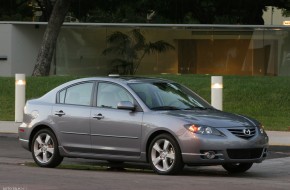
[
  {"left": 97, "top": 83, "right": 133, "bottom": 109},
  {"left": 59, "top": 90, "right": 66, "bottom": 104},
  {"left": 129, "top": 82, "right": 211, "bottom": 110},
  {"left": 59, "top": 82, "right": 94, "bottom": 106}
]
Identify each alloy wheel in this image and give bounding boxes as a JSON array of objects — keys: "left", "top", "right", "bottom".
[
  {"left": 31, "top": 129, "right": 63, "bottom": 168},
  {"left": 33, "top": 133, "right": 55, "bottom": 164},
  {"left": 149, "top": 133, "right": 184, "bottom": 175}
]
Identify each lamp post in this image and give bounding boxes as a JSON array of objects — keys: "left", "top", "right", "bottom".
[
  {"left": 211, "top": 76, "right": 223, "bottom": 110},
  {"left": 15, "top": 74, "right": 26, "bottom": 122}
]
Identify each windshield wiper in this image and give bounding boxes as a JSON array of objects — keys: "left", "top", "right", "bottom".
[
  {"left": 151, "top": 106, "right": 182, "bottom": 110},
  {"left": 184, "top": 106, "right": 213, "bottom": 110}
]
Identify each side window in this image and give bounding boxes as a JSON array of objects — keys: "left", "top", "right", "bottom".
[
  {"left": 59, "top": 90, "right": 66, "bottom": 104},
  {"left": 129, "top": 83, "right": 153, "bottom": 107},
  {"left": 59, "top": 82, "right": 94, "bottom": 106},
  {"left": 97, "top": 83, "right": 133, "bottom": 109}
]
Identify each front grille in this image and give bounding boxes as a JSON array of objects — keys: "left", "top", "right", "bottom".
[
  {"left": 228, "top": 127, "right": 256, "bottom": 139},
  {"left": 227, "top": 148, "right": 264, "bottom": 159}
]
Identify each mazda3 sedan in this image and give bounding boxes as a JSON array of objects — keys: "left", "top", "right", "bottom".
[{"left": 19, "top": 76, "right": 268, "bottom": 175}]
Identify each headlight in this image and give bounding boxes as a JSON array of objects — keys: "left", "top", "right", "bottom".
[
  {"left": 185, "top": 124, "right": 224, "bottom": 136},
  {"left": 257, "top": 124, "right": 265, "bottom": 134}
]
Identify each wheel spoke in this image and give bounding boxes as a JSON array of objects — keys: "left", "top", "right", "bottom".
[
  {"left": 162, "top": 159, "right": 170, "bottom": 170},
  {"left": 152, "top": 156, "right": 161, "bottom": 165},
  {"left": 166, "top": 152, "right": 175, "bottom": 160},
  {"left": 36, "top": 136, "right": 43, "bottom": 145},
  {"left": 43, "top": 152, "right": 48, "bottom": 162},
  {"left": 34, "top": 148, "right": 42, "bottom": 157},
  {"left": 47, "top": 148, "right": 54, "bottom": 154},
  {"left": 44, "top": 135, "right": 51, "bottom": 144},
  {"left": 153, "top": 143, "right": 162, "bottom": 153},
  {"left": 163, "top": 140, "right": 170, "bottom": 150}
]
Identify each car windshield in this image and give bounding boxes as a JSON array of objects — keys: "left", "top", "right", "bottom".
[{"left": 129, "top": 82, "right": 212, "bottom": 110}]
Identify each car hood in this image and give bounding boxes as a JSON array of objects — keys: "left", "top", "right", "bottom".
[{"left": 162, "top": 109, "right": 257, "bottom": 128}]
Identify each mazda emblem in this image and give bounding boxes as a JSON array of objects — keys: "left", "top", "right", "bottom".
[{"left": 243, "top": 128, "right": 251, "bottom": 136}]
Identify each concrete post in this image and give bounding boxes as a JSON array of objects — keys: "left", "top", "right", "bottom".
[
  {"left": 15, "top": 74, "right": 26, "bottom": 122},
  {"left": 211, "top": 76, "right": 223, "bottom": 110}
]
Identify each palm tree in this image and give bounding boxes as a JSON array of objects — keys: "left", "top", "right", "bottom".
[{"left": 103, "top": 29, "right": 175, "bottom": 75}]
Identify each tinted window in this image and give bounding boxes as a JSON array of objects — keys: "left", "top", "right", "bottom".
[
  {"left": 129, "top": 82, "right": 211, "bottom": 110},
  {"left": 97, "top": 83, "right": 133, "bottom": 109},
  {"left": 59, "top": 90, "right": 66, "bottom": 103},
  {"left": 59, "top": 82, "right": 94, "bottom": 106}
]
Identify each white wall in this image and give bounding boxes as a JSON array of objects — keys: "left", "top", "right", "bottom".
[
  {"left": 11, "top": 25, "right": 45, "bottom": 75},
  {"left": 0, "top": 24, "right": 12, "bottom": 76},
  {"left": 263, "top": 6, "right": 286, "bottom": 25}
]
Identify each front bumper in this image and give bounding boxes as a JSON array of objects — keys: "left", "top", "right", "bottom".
[
  {"left": 180, "top": 129, "right": 269, "bottom": 165},
  {"left": 182, "top": 147, "right": 268, "bottom": 165}
]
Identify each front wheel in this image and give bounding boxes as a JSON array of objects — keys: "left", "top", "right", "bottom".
[
  {"left": 222, "top": 163, "right": 253, "bottom": 173},
  {"left": 149, "top": 134, "right": 183, "bottom": 175},
  {"left": 31, "top": 129, "right": 63, "bottom": 168}
]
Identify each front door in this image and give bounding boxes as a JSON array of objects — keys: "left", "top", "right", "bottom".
[{"left": 90, "top": 82, "right": 143, "bottom": 158}]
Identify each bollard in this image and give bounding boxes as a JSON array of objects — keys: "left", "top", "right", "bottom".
[
  {"left": 211, "top": 76, "right": 223, "bottom": 110},
  {"left": 15, "top": 74, "right": 26, "bottom": 122}
]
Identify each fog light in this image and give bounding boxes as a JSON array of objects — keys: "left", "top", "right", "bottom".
[{"left": 204, "top": 151, "right": 216, "bottom": 159}]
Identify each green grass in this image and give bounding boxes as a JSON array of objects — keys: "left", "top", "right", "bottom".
[
  {"left": 0, "top": 76, "right": 78, "bottom": 121},
  {"left": 1, "top": 75, "right": 290, "bottom": 131}
]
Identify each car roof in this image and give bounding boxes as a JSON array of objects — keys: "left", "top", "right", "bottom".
[
  {"left": 82, "top": 76, "right": 173, "bottom": 84},
  {"left": 37, "top": 76, "right": 174, "bottom": 104}
]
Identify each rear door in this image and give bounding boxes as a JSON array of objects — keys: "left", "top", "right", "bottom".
[{"left": 52, "top": 82, "right": 94, "bottom": 153}]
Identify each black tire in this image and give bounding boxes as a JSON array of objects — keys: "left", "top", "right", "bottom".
[
  {"left": 148, "top": 134, "right": 184, "bottom": 175},
  {"left": 222, "top": 163, "right": 253, "bottom": 173},
  {"left": 31, "top": 129, "right": 63, "bottom": 168}
]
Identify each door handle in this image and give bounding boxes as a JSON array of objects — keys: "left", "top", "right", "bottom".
[
  {"left": 54, "top": 110, "right": 65, "bottom": 116},
  {"left": 93, "top": 114, "right": 104, "bottom": 120}
]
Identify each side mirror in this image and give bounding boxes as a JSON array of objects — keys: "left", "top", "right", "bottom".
[{"left": 117, "top": 101, "right": 135, "bottom": 111}]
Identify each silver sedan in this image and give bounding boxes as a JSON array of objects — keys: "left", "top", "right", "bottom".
[{"left": 19, "top": 76, "right": 269, "bottom": 175}]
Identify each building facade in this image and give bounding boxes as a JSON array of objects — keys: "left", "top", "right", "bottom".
[{"left": 1, "top": 22, "right": 290, "bottom": 76}]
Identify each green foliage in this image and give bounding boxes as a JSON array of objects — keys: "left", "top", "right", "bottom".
[
  {"left": 0, "top": 0, "right": 33, "bottom": 21},
  {"left": 2, "top": 0, "right": 290, "bottom": 24},
  {"left": 103, "top": 29, "right": 174, "bottom": 75},
  {"left": 1, "top": 75, "right": 290, "bottom": 131},
  {"left": 0, "top": 77, "right": 14, "bottom": 120}
]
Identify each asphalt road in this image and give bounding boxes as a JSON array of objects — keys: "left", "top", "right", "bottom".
[{"left": 1, "top": 134, "right": 290, "bottom": 190}]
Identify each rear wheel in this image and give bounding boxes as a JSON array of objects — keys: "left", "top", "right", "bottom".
[
  {"left": 31, "top": 129, "right": 63, "bottom": 168},
  {"left": 222, "top": 163, "right": 253, "bottom": 173},
  {"left": 149, "top": 134, "right": 183, "bottom": 175}
]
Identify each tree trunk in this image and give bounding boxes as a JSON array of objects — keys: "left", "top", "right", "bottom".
[{"left": 32, "top": 0, "right": 71, "bottom": 76}]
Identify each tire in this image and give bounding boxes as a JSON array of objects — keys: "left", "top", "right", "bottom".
[
  {"left": 31, "top": 129, "right": 63, "bottom": 168},
  {"left": 149, "top": 134, "right": 184, "bottom": 175},
  {"left": 222, "top": 163, "right": 253, "bottom": 173}
]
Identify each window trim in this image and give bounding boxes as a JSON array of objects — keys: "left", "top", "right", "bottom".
[
  {"left": 56, "top": 81, "right": 96, "bottom": 107},
  {"left": 94, "top": 81, "right": 143, "bottom": 112}
]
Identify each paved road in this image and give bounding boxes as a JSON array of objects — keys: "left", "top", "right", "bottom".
[{"left": 1, "top": 134, "right": 290, "bottom": 190}]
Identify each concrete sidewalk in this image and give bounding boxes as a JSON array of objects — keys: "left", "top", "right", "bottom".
[
  {"left": 0, "top": 121, "right": 290, "bottom": 146},
  {"left": 0, "top": 121, "right": 20, "bottom": 133}
]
